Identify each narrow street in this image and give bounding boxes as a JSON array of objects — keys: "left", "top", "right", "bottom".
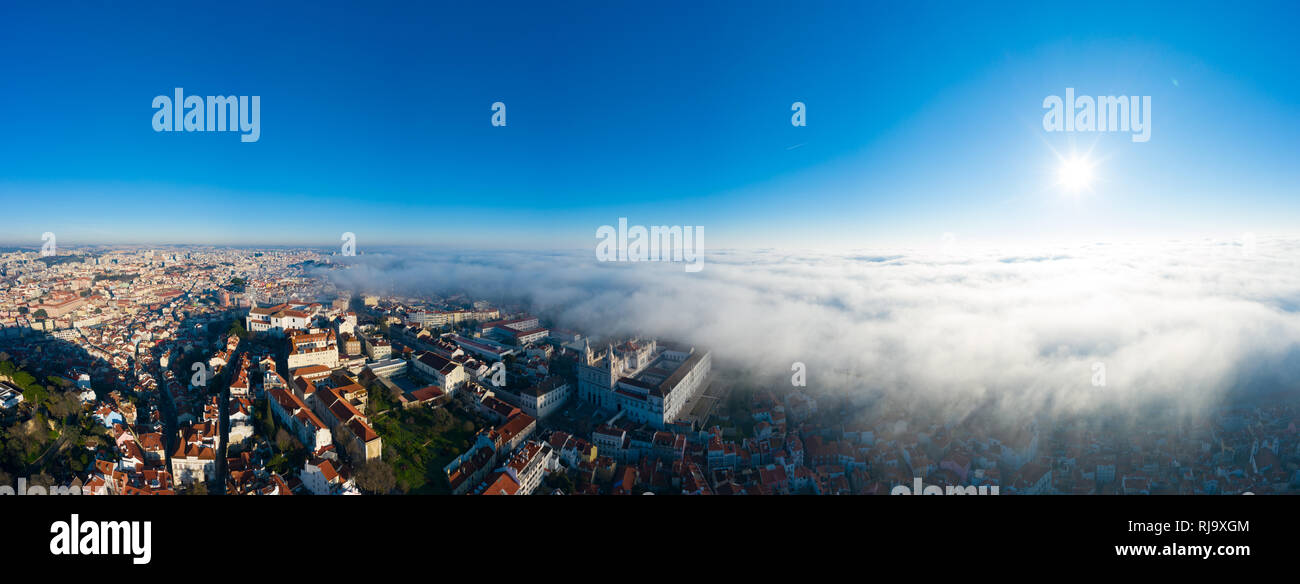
[{"left": 210, "top": 344, "right": 241, "bottom": 495}]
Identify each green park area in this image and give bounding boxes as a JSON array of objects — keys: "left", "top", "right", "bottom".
[
  {"left": 370, "top": 399, "right": 482, "bottom": 495},
  {"left": 0, "top": 359, "right": 108, "bottom": 486}
]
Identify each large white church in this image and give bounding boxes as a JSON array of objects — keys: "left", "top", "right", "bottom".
[{"left": 576, "top": 338, "right": 711, "bottom": 429}]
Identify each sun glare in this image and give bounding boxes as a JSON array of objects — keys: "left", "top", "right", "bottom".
[{"left": 1057, "top": 156, "right": 1095, "bottom": 192}]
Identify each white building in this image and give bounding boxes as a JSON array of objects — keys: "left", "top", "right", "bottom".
[
  {"left": 408, "top": 310, "right": 449, "bottom": 328},
  {"left": 228, "top": 398, "right": 255, "bottom": 445},
  {"left": 362, "top": 334, "right": 392, "bottom": 360},
  {"left": 481, "top": 316, "right": 549, "bottom": 345},
  {"left": 336, "top": 312, "right": 357, "bottom": 335},
  {"left": 413, "top": 351, "right": 469, "bottom": 393},
  {"left": 287, "top": 330, "right": 339, "bottom": 370},
  {"left": 476, "top": 441, "right": 553, "bottom": 496},
  {"left": 75, "top": 373, "right": 96, "bottom": 404},
  {"left": 267, "top": 387, "right": 333, "bottom": 453},
  {"left": 301, "top": 458, "right": 359, "bottom": 495},
  {"left": 365, "top": 358, "right": 407, "bottom": 379},
  {"left": 171, "top": 445, "right": 216, "bottom": 486},
  {"left": 0, "top": 382, "right": 24, "bottom": 410},
  {"left": 245, "top": 302, "right": 323, "bottom": 335},
  {"left": 506, "top": 441, "right": 553, "bottom": 495},
  {"left": 495, "top": 376, "right": 571, "bottom": 419},
  {"left": 577, "top": 339, "right": 711, "bottom": 429}
]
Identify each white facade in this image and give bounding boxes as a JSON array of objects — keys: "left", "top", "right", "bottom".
[
  {"left": 246, "top": 303, "right": 322, "bottom": 335},
  {"left": 0, "top": 384, "right": 24, "bottom": 410},
  {"left": 503, "top": 441, "right": 553, "bottom": 496},
  {"left": 228, "top": 407, "right": 254, "bottom": 444},
  {"left": 577, "top": 339, "right": 711, "bottom": 429},
  {"left": 268, "top": 388, "right": 333, "bottom": 453},
  {"left": 171, "top": 455, "right": 215, "bottom": 486},
  {"left": 365, "top": 358, "right": 407, "bottom": 378},
  {"left": 287, "top": 330, "right": 339, "bottom": 370},
  {"left": 413, "top": 351, "right": 469, "bottom": 393},
  {"left": 362, "top": 334, "right": 392, "bottom": 360},
  {"left": 498, "top": 378, "right": 571, "bottom": 419}
]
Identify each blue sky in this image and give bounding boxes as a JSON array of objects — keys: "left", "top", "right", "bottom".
[{"left": 1, "top": 1, "right": 1297, "bottom": 249}]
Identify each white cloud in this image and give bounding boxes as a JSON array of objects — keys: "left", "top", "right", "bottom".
[{"left": 321, "top": 236, "right": 1300, "bottom": 420}]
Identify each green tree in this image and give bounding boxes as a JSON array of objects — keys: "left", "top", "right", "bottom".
[
  {"left": 355, "top": 460, "right": 397, "bottom": 494},
  {"left": 228, "top": 319, "right": 248, "bottom": 339},
  {"left": 28, "top": 471, "right": 55, "bottom": 488},
  {"left": 275, "top": 428, "right": 293, "bottom": 452},
  {"left": 545, "top": 472, "right": 573, "bottom": 494},
  {"left": 22, "top": 382, "right": 48, "bottom": 405},
  {"left": 47, "top": 391, "right": 82, "bottom": 421},
  {"left": 262, "top": 398, "right": 275, "bottom": 433},
  {"left": 367, "top": 383, "right": 397, "bottom": 413}
]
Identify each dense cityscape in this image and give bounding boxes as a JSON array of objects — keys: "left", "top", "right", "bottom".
[{"left": 0, "top": 246, "right": 1295, "bottom": 496}]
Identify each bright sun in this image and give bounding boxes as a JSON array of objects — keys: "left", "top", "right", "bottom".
[{"left": 1057, "top": 156, "right": 1095, "bottom": 192}]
